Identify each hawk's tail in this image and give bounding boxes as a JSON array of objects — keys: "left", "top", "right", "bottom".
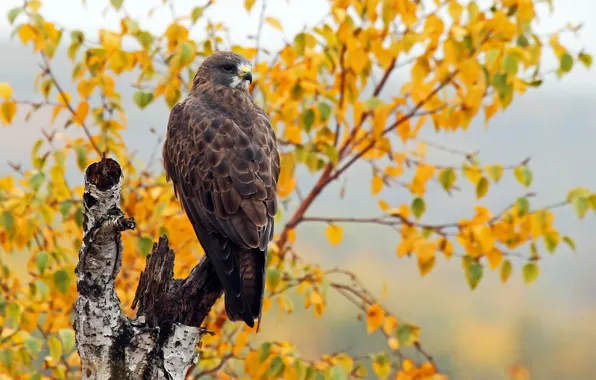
[{"left": 224, "top": 247, "right": 265, "bottom": 330}]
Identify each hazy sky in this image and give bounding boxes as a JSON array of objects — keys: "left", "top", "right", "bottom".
[{"left": 1, "top": 1, "right": 596, "bottom": 378}]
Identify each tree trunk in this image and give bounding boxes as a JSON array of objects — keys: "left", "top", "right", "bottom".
[{"left": 73, "top": 157, "right": 223, "bottom": 379}]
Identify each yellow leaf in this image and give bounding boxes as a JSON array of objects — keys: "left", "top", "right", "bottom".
[
  {"left": 74, "top": 101, "right": 89, "bottom": 126},
  {"left": 57, "top": 91, "right": 71, "bottom": 107},
  {"left": 1, "top": 101, "right": 17, "bottom": 125},
  {"left": 366, "top": 303, "right": 385, "bottom": 333},
  {"left": 378, "top": 200, "right": 390, "bottom": 211},
  {"left": 77, "top": 80, "right": 95, "bottom": 98},
  {"left": 439, "top": 237, "right": 453, "bottom": 259},
  {"left": 284, "top": 125, "right": 301, "bottom": 144},
  {"left": 331, "top": 353, "right": 354, "bottom": 373},
  {"left": 371, "top": 353, "right": 391, "bottom": 380},
  {"left": 51, "top": 105, "right": 61, "bottom": 123},
  {"left": 18, "top": 24, "right": 37, "bottom": 44},
  {"left": 233, "top": 331, "right": 248, "bottom": 355},
  {"left": 286, "top": 228, "right": 296, "bottom": 244},
  {"left": 371, "top": 175, "right": 383, "bottom": 195},
  {"left": 48, "top": 336, "right": 62, "bottom": 363},
  {"left": 265, "top": 17, "right": 283, "bottom": 32},
  {"left": 486, "top": 247, "right": 503, "bottom": 270},
  {"left": 27, "top": 0, "right": 42, "bottom": 12},
  {"left": 384, "top": 166, "right": 403, "bottom": 177},
  {"left": 99, "top": 29, "right": 121, "bottom": 50},
  {"left": 244, "top": 0, "right": 256, "bottom": 11},
  {"left": 325, "top": 224, "right": 343, "bottom": 246},
  {"left": 0, "top": 83, "right": 12, "bottom": 100},
  {"left": 382, "top": 315, "right": 398, "bottom": 334}
]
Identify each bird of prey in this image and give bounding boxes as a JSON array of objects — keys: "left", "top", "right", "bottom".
[{"left": 162, "top": 51, "right": 280, "bottom": 329}]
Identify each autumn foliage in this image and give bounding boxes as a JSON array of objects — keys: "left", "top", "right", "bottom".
[{"left": 0, "top": 0, "right": 593, "bottom": 379}]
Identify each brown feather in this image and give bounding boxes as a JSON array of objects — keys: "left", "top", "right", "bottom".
[{"left": 162, "top": 51, "right": 280, "bottom": 329}]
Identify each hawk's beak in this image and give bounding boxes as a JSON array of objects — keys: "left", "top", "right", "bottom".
[{"left": 239, "top": 65, "right": 253, "bottom": 84}]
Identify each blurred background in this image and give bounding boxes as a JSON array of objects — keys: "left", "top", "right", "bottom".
[{"left": 1, "top": 1, "right": 595, "bottom": 379}]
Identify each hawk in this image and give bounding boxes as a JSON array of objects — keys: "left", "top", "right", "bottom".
[{"left": 162, "top": 51, "right": 280, "bottom": 329}]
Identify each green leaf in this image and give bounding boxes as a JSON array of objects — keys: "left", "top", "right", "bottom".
[
  {"left": 329, "top": 365, "right": 349, "bottom": 380},
  {"left": 59, "top": 201, "right": 74, "bottom": 217},
  {"left": 516, "top": 197, "right": 530, "bottom": 217},
  {"left": 476, "top": 177, "right": 489, "bottom": 199},
  {"left": 364, "top": 96, "right": 383, "bottom": 110},
  {"left": 544, "top": 231, "right": 559, "bottom": 254},
  {"left": 74, "top": 207, "right": 84, "bottom": 227},
  {"left": 566, "top": 187, "right": 591, "bottom": 202},
  {"left": 133, "top": 90, "right": 154, "bottom": 109},
  {"left": 513, "top": 166, "right": 532, "bottom": 187},
  {"left": 325, "top": 145, "right": 339, "bottom": 165},
  {"left": 302, "top": 108, "right": 315, "bottom": 132},
  {"left": 522, "top": 262, "right": 539, "bottom": 284},
  {"left": 35, "top": 280, "right": 49, "bottom": 300},
  {"left": 36, "top": 251, "right": 49, "bottom": 275},
  {"left": 484, "top": 164, "right": 504, "bottom": 183},
  {"left": 437, "top": 168, "right": 456, "bottom": 191},
  {"left": 136, "top": 31, "right": 153, "bottom": 50},
  {"left": 25, "top": 336, "right": 43, "bottom": 358},
  {"left": 318, "top": 102, "right": 332, "bottom": 122},
  {"left": 58, "top": 329, "right": 76, "bottom": 353},
  {"left": 266, "top": 268, "right": 281, "bottom": 291},
  {"left": 29, "top": 172, "right": 46, "bottom": 191},
  {"left": 464, "top": 257, "right": 483, "bottom": 290},
  {"left": 516, "top": 34, "right": 529, "bottom": 47},
  {"left": 259, "top": 342, "right": 271, "bottom": 362},
  {"left": 138, "top": 236, "right": 153, "bottom": 256},
  {"left": 411, "top": 197, "right": 426, "bottom": 220},
  {"left": 396, "top": 323, "right": 417, "bottom": 346},
  {"left": 562, "top": 236, "right": 576, "bottom": 252},
  {"left": 6, "top": 303, "right": 20, "bottom": 328},
  {"left": 526, "top": 79, "right": 543, "bottom": 87},
  {"left": 500, "top": 259, "right": 512, "bottom": 283},
  {"left": 48, "top": 336, "right": 62, "bottom": 363},
  {"left": 110, "top": 0, "right": 123, "bottom": 10},
  {"left": 579, "top": 52, "right": 593, "bottom": 68},
  {"left": 503, "top": 54, "right": 518, "bottom": 76},
  {"left": 7, "top": 7, "right": 21, "bottom": 25},
  {"left": 1, "top": 211, "right": 15, "bottom": 232},
  {"left": 191, "top": 6, "right": 204, "bottom": 22},
  {"left": 179, "top": 41, "right": 194, "bottom": 64},
  {"left": 589, "top": 194, "right": 596, "bottom": 211},
  {"left": 53, "top": 269, "right": 71, "bottom": 295},
  {"left": 268, "top": 356, "right": 285, "bottom": 377},
  {"left": 572, "top": 196, "right": 589, "bottom": 219},
  {"left": 486, "top": 49, "right": 499, "bottom": 68},
  {"left": 559, "top": 53, "right": 574, "bottom": 73},
  {"left": 75, "top": 145, "right": 87, "bottom": 171},
  {"left": 293, "top": 33, "right": 306, "bottom": 55},
  {"left": 0, "top": 349, "right": 13, "bottom": 372}
]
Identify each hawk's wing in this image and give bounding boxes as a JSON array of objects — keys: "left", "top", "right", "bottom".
[{"left": 162, "top": 94, "right": 279, "bottom": 326}]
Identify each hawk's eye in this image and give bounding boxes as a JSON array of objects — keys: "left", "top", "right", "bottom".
[{"left": 222, "top": 64, "right": 235, "bottom": 73}]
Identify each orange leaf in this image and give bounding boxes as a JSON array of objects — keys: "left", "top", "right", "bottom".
[
  {"left": 371, "top": 175, "right": 383, "bottom": 195},
  {"left": 74, "top": 101, "right": 89, "bottom": 126},
  {"left": 366, "top": 303, "right": 385, "bottom": 333},
  {"left": 1, "top": 101, "right": 17, "bottom": 125}
]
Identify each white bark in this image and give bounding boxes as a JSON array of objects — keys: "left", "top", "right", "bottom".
[{"left": 73, "top": 158, "right": 222, "bottom": 379}]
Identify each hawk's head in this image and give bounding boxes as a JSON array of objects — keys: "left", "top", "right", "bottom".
[{"left": 194, "top": 51, "right": 253, "bottom": 91}]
